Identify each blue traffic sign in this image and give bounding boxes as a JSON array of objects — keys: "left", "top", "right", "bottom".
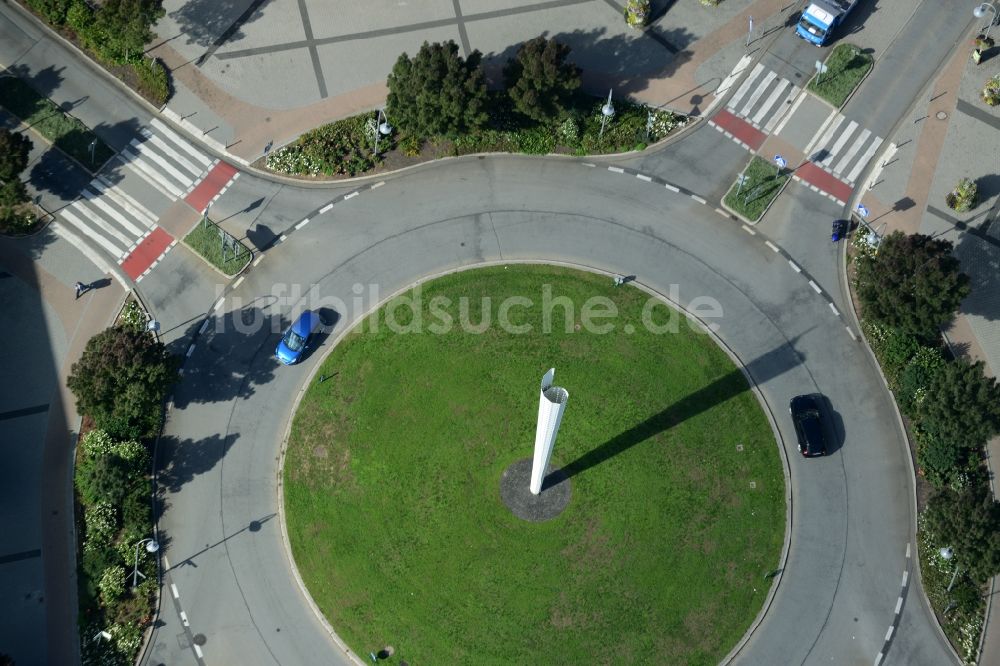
[
  {"left": 856, "top": 203, "right": 870, "bottom": 218},
  {"left": 773, "top": 154, "right": 787, "bottom": 169}
]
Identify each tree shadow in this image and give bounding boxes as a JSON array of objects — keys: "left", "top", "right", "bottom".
[
  {"left": 168, "top": 299, "right": 283, "bottom": 408},
  {"left": 562, "top": 337, "right": 802, "bottom": 480},
  {"left": 953, "top": 216, "right": 1000, "bottom": 323},
  {"left": 480, "top": 25, "right": 697, "bottom": 101},
  {"left": 156, "top": 431, "right": 239, "bottom": 494},
  {"left": 166, "top": 0, "right": 269, "bottom": 51}
]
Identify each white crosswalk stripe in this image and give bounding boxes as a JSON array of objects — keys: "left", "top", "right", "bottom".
[
  {"left": 724, "top": 64, "right": 802, "bottom": 131},
  {"left": 806, "top": 112, "right": 884, "bottom": 184},
  {"left": 56, "top": 121, "right": 213, "bottom": 267}
]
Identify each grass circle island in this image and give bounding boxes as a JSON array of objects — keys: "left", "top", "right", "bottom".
[{"left": 283, "top": 265, "right": 785, "bottom": 665}]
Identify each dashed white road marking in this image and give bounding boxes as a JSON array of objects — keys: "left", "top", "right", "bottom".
[
  {"left": 608, "top": 166, "right": 625, "bottom": 174},
  {"left": 294, "top": 218, "right": 310, "bottom": 230},
  {"left": 213, "top": 297, "right": 225, "bottom": 312},
  {"left": 171, "top": 583, "right": 180, "bottom": 599},
  {"left": 180, "top": 610, "right": 189, "bottom": 627},
  {"left": 788, "top": 260, "right": 801, "bottom": 273},
  {"left": 636, "top": 173, "right": 652, "bottom": 182},
  {"left": 764, "top": 240, "right": 780, "bottom": 253},
  {"left": 232, "top": 276, "right": 245, "bottom": 290},
  {"left": 371, "top": 181, "right": 385, "bottom": 189},
  {"left": 253, "top": 254, "right": 265, "bottom": 267},
  {"left": 198, "top": 320, "right": 209, "bottom": 335},
  {"left": 742, "top": 225, "right": 756, "bottom": 235},
  {"left": 829, "top": 302, "right": 839, "bottom": 316},
  {"left": 894, "top": 597, "right": 903, "bottom": 614},
  {"left": 664, "top": 183, "right": 680, "bottom": 193},
  {"left": 320, "top": 203, "right": 333, "bottom": 214},
  {"left": 690, "top": 195, "right": 707, "bottom": 205},
  {"left": 809, "top": 280, "right": 822, "bottom": 293},
  {"left": 846, "top": 326, "right": 857, "bottom": 340},
  {"left": 344, "top": 191, "right": 359, "bottom": 200},
  {"left": 185, "top": 344, "right": 196, "bottom": 358},
  {"left": 194, "top": 644, "right": 203, "bottom": 659}
]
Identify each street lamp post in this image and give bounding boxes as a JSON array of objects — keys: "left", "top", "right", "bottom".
[
  {"left": 939, "top": 546, "right": 961, "bottom": 593},
  {"left": 373, "top": 109, "right": 392, "bottom": 156},
  {"left": 599, "top": 90, "right": 615, "bottom": 139},
  {"left": 975, "top": 3, "right": 998, "bottom": 41},
  {"left": 132, "top": 537, "right": 160, "bottom": 587}
]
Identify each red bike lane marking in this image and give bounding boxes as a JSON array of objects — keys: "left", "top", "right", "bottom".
[
  {"left": 796, "top": 162, "right": 853, "bottom": 203},
  {"left": 120, "top": 227, "right": 174, "bottom": 280},
  {"left": 185, "top": 161, "right": 238, "bottom": 212},
  {"left": 710, "top": 109, "right": 767, "bottom": 151}
]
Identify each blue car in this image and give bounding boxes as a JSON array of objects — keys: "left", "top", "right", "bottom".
[{"left": 275, "top": 310, "right": 321, "bottom": 365}]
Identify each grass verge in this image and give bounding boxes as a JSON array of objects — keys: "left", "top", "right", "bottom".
[
  {"left": 284, "top": 265, "right": 785, "bottom": 665},
  {"left": 183, "top": 219, "right": 252, "bottom": 276},
  {"left": 723, "top": 156, "right": 789, "bottom": 222},
  {"left": 807, "top": 43, "right": 874, "bottom": 108},
  {"left": 0, "top": 75, "right": 115, "bottom": 169}
]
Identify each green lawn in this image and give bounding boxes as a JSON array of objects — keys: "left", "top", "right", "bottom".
[
  {"left": 182, "top": 219, "right": 251, "bottom": 276},
  {"left": 0, "top": 75, "right": 115, "bottom": 169},
  {"left": 724, "top": 156, "right": 789, "bottom": 222},
  {"left": 284, "top": 265, "right": 785, "bottom": 665},
  {"left": 807, "top": 43, "right": 874, "bottom": 108}
]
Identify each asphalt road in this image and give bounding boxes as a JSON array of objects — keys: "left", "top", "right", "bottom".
[{"left": 145, "top": 155, "right": 956, "bottom": 665}]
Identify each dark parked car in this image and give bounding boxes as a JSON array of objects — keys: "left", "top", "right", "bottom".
[
  {"left": 275, "top": 310, "right": 321, "bottom": 365},
  {"left": 790, "top": 394, "right": 827, "bottom": 457}
]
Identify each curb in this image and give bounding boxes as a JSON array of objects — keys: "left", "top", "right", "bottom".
[
  {"left": 272, "top": 258, "right": 793, "bottom": 666},
  {"left": 837, "top": 232, "right": 963, "bottom": 665}
]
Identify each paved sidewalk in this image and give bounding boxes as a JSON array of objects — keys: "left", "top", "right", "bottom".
[
  {"left": 0, "top": 232, "right": 126, "bottom": 666},
  {"left": 145, "top": 0, "right": 792, "bottom": 165},
  {"left": 856, "top": 29, "right": 1000, "bottom": 666}
]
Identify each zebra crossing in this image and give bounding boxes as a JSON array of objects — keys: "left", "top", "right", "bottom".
[
  {"left": 803, "top": 113, "right": 883, "bottom": 186},
  {"left": 53, "top": 118, "right": 214, "bottom": 263},
  {"left": 722, "top": 62, "right": 884, "bottom": 187},
  {"left": 726, "top": 63, "right": 802, "bottom": 134}
]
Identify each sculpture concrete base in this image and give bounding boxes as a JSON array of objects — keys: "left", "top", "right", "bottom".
[{"left": 499, "top": 458, "right": 571, "bottom": 522}]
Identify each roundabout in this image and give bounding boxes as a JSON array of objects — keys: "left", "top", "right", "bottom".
[
  {"left": 281, "top": 265, "right": 784, "bottom": 664},
  {"left": 147, "top": 153, "right": 955, "bottom": 665}
]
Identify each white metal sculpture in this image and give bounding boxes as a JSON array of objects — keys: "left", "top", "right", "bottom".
[{"left": 530, "top": 368, "right": 569, "bottom": 494}]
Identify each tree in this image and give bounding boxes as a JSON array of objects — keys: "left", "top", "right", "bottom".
[
  {"left": 67, "top": 327, "right": 179, "bottom": 440},
  {"left": 0, "top": 129, "right": 32, "bottom": 185},
  {"left": 387, "top": 41, "right": 488, "bottom": 138},
  {"left": 924, "top": 483, "right": 1000, "bottom": 584},
  {"left": 91, "top": 0, "right": 164, "bottom": 63},
  {"left": 854, "top": 231, "right": 970, "bottom": 341},
  {"left": 917, "top": 358, "right": 1000, "bottom": 449},
  {"left": 503, "top": 37, "right": 581, "bottom": 123}
]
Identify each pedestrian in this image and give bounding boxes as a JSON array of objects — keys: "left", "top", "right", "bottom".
[
  {"left": 75, "top": 281, "right": 87, "bottom": 299},
  {"left": 613, "top": 275, "right": 625, "bottom": 287}
]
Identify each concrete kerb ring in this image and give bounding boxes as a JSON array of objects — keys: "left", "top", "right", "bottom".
[{"left": 274, "top": 258, "right": 793, "bottom": 664}]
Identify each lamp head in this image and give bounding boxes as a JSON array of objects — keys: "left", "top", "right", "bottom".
[
  {"left": 145, "top": 539, "right": 160, "bottom": 554},
  {"left": 939, "top": 546, "right": 954, "bottom": 560}
]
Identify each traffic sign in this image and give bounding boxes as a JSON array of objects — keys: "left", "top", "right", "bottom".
[
  {"left": 773, "top": 154, "right": 787, "bottom": 169},
  {"left": 856, "top": 203, "right": 870, "bottom": 218}
]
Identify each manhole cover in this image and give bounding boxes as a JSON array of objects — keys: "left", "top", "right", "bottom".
[{"left": 936, "top": 111, "right": 948, "bottom": 120}]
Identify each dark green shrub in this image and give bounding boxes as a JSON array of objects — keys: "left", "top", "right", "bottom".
[
  {"left": 924, "top": 482, "right": 1000, "bottom": 584},
  {"left": 503, "top": 36, "right": 581, "bottom": 123},
  {"left": 133, "top": 58, "right": 171, "bottom": 106},
  {"left": 855, "top": 232, "right": 970, "bottom": 341},
  {"left": 387, "top": 41, "right": 488, "bottom": 138},
  {"left": 77, "top": 454, "right": 132, "bottom": 506},
  {"left": 897, "top": 346, "right": 944, "bottom": 414},
  {"left": 916, "top": 434, "right": 970, "bottom": 488},
  {"left": 67, "top": 327, "right": 179, "bottom": 441},
  {"left": 25, "top": 0, "right": 72, "bottom": 23},
  {"left": 917, "top": 358, "right": 1000, "bottom": 450}
]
